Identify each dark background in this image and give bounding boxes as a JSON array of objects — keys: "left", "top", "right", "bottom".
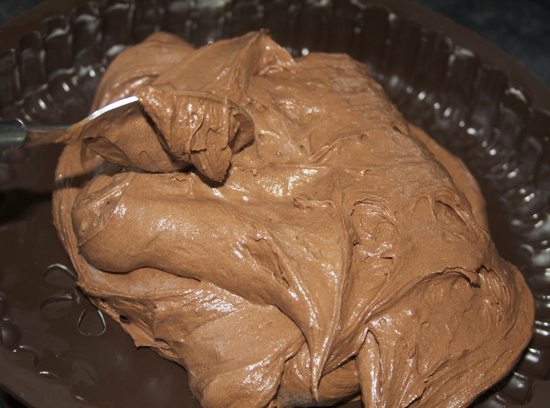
[
  {"left": 0, "top": 0, "right": 548, "bottom": 407},
  {"left": 1, "top": 0, "right": 549, "bottom": 87}
]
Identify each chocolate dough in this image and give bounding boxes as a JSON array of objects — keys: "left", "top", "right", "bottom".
[{"left": 52, "top": 31, "right": 534, "bottom": 408}]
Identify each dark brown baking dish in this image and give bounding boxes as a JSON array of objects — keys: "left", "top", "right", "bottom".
[{"left": 0, "top": 0, "right": 549, "bottom": 407}]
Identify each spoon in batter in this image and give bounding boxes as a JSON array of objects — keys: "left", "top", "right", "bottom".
[
  {"left": 0, "top": 96, "right": 139, "bottom": 158},
  {"left": 0, "top": 89, "right": 254, "bottom": 176}
]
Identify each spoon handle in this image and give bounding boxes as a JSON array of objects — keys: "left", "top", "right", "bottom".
[
  {"left": 0, "top": 119, "right": 70, "bottom": 157},
  {"left": 0, "top": 119, "right": 26, "bottom": 154}
]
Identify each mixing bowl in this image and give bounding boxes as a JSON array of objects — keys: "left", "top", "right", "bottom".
[{"left": 0, "top": 1, "right": 549, "bottom": 407}]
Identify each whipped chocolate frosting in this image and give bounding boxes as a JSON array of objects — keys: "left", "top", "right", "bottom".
[{"left": 52, "top": 31, "right": 534, "bottom": 408}]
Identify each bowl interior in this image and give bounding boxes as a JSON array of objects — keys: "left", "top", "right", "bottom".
[{"left": 0, "top": 1, "right": 549, "bottom": 407}]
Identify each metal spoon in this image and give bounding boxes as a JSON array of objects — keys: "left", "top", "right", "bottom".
[
  {"left": 0, "top": 91, "right": 254, "bottom": 160},
  {"left": 0, "top": 96, "right": 139, "bottom": 157}
]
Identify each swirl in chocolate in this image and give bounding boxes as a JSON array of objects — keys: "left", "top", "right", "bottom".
[{"left": 52, "top": 31, "right": 534, "bottom": 408}]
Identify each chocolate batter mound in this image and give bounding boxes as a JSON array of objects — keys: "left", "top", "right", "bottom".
[{"left": 52, "top": 31, "right": 534, "bottom": 408}]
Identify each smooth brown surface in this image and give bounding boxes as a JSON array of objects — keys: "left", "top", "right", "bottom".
[
  {"left": 0, "top": 1, "right": 549, "bottom": 408},
  {"left": 52, "top": 30, "right": 534, "bottom": 408}
]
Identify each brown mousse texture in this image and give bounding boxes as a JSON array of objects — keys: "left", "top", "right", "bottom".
[{"left": 52, "top": 30, "right": 534, "bottom": 408}]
